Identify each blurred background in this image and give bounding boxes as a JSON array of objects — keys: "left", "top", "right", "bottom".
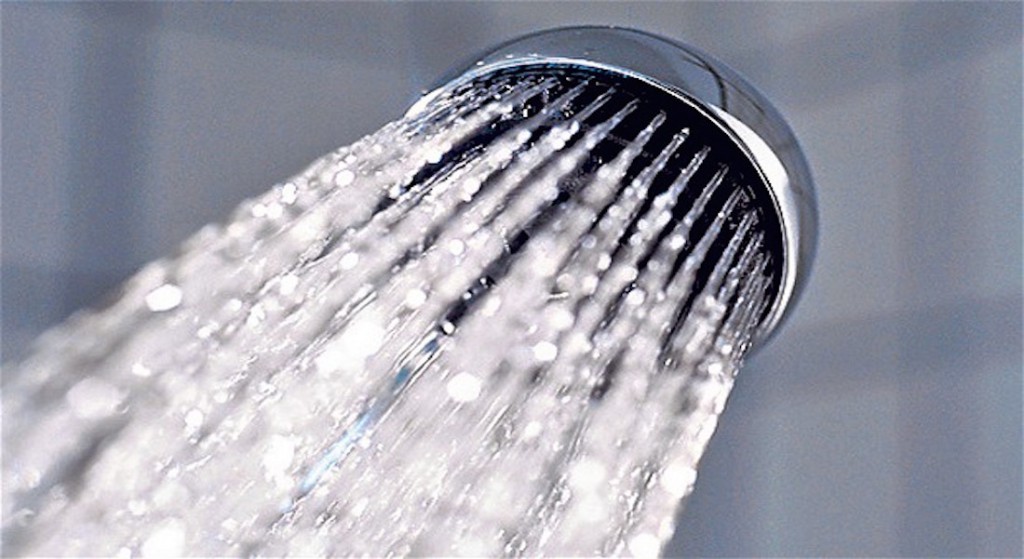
[{"left": 2, "top": 2, "right": 1021, "bottom": 556}]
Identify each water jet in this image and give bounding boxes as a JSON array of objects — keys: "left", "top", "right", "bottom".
[{"left": 2, "top": 27, "right": 815, "bottom": 557}]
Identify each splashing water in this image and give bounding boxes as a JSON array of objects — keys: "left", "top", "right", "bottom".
[{"left": 2, "top": 69, "right": 776, "bottom": 557}]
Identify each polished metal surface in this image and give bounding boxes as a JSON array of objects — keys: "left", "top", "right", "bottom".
[{"left": 411, "top": 26, "right": 817, "bottom": 348}]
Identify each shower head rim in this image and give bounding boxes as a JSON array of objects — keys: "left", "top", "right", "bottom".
[{"left": 409, "top": 26, "right": 817, "bottom": 349}]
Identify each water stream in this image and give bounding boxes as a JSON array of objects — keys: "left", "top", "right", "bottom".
[{"left": 2, "top": 69, "right": 775, "bottom": 557}]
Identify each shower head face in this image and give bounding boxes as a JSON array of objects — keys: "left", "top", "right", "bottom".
[{"left": 410, "top": 27, "right": 817, "bottom": 349}]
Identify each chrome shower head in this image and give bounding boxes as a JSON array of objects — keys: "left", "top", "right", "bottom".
[{"left": 410, "top": 26, "right": 817, "bottom": 349}]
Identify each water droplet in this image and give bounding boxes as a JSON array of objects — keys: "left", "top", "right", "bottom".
[
  {"left": 627, "top": 532, "right": 661, "bottom": 559},
  {"left": 350, "top": 497, "right": 369, "bottom": 518},
  {"left": 263, "top": 435, "right": 295, "bottom": 479},
  {"left": 460, "top": 178, "right": 482, "bottom": 200},
  {"left": 183, "top": 409, "right": 204, "bottom": 431},
  {"left": 404, "top": 288, "right": 427, "bottom": 309},
  {"left": 66, "top": 377, "right": 122, "bottom": 419},
  {"left": 128, "top": 363, "right": 156, "bottom": 384},
  {"left": 280, "top": 182, "right": 298, "bottom": 205},
  {"left": 447, "top": 239, "right": 466, "bottom": 256},
  {"left": 426, "top": 149, "right": 444, "bottom": 164},
  {"left": 339, "top": 252, "right": 360, "bottom": 270},
  {"left": 532, "top": 341, "right": 558, "bottom": 363},
  {"left": 140, "top": 518, "right": 186, "bottom": 558},
  {"left": 128, "top": 499, "right": 148, "bottom": 517},
  {"left": 196, "top": 323, "right": 216, "bottom": 339},
  {"left": 547, "top": 307, "right": 574, "bottom": 331},
  {"left": 315, "top": 312, "right": 385, "bottom": 373},
  {"left": 625, "top": 288, "right": 646, "bottom": 306},
  {"left": 246, "top": 304, "right": 267, "bottom": 327},
  {"left": 334, "top": 169, "right": 355, "bottom": 187},
  {"left": 264, "top": 203, "right": 284, "bottom": 220},
  {"left": 447, "top": 372, "right": 482, "bottom": 403},
  {"left": 569, "top": 458, "right": 607, "bottom": 490},
  {"left": 145, "top": 284, "right": 182, "bottom": 312},
  {"left": 706, "top": 361, "right": 725, "bottom": 377},
  {"left": 618, "top": 266, "right": 639, "bottom": 282},
  {"left": 481, "top": 296, "right": 502, "bottom": 317},
  {"left": 660, "top": 462, "right": 697, "bottom": 498},
  {"left": 278, "top": 274, "right": 300, "bottom": 296}
]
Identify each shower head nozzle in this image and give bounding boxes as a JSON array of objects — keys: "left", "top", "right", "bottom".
[{"left": 409, "top": 26, "right": 817, "bottom": 349}]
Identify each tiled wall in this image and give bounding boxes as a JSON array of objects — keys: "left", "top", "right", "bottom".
[{"left": 3, "top": 3, "right": 1020, "bottom": 556}]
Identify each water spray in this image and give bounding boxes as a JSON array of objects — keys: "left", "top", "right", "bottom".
[{"left": 3, "top": 27, "right": 816, "bottom": 557}]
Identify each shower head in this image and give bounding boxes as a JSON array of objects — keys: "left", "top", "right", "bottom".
[{"left": 410, "top": 27, "right": 817, "bottom": 349}]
